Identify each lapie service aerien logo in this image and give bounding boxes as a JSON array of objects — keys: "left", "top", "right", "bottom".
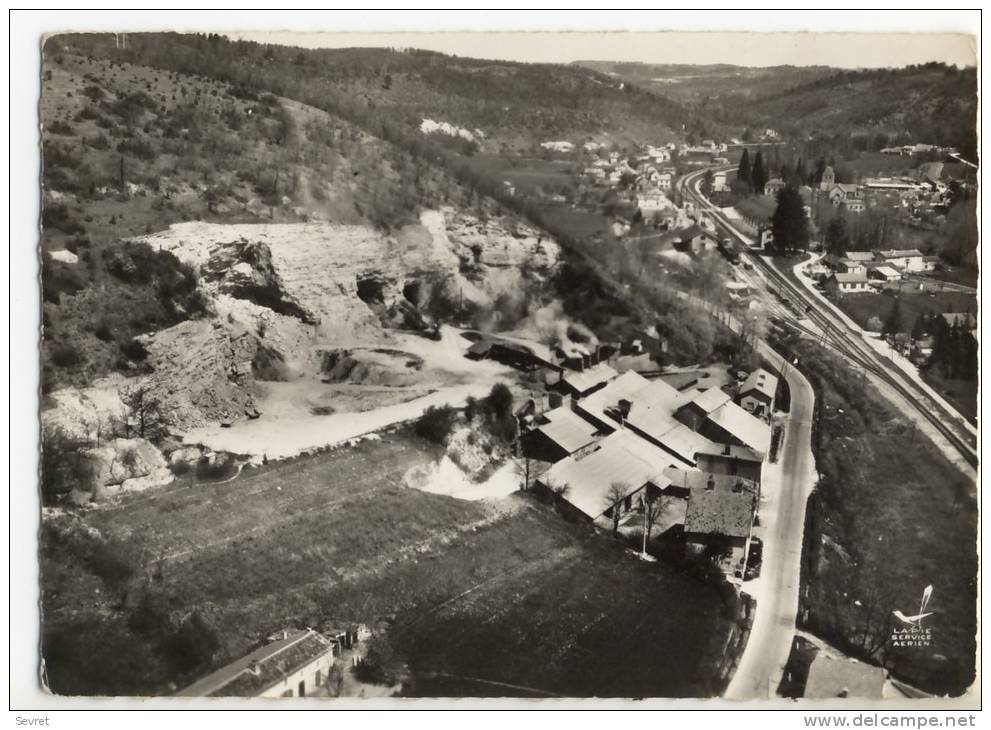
[{"left": 891, "top": 584, "right": 934, "bottom": 648}]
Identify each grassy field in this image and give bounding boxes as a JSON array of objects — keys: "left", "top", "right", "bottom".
[
  {"left": 466, "top": 155, "right": 576, "bottom": 197},
  {"left": 42, "top": 426, "right": 741, "bottom": 697},
  {"left": 774, "top": 336, "right": 977, "bottom": 696},
  {"left": 834, "top": 291, "right": 975, "bottom": 334},
  {"left": 537, "top": 205, "right": 616, "bottom": 241}
]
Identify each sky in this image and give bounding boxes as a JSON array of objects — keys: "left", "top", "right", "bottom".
[{"left": 231, "top": 30, "right": 978, "bottom": 70}]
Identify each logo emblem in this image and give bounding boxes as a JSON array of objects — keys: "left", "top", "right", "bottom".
[{"left": 893, "top": 584, "right": 934, "bottom": 629}]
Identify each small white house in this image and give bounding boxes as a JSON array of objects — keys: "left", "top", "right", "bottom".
[{"left": 825, "top": 272, "right": 870, "bottom": 296}]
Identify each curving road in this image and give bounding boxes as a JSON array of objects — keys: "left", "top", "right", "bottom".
[{"left": 680, "top": 294, "right": 816, "bottom": 699}]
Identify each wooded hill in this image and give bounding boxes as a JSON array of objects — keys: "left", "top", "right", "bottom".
[
  {"left": 589, "top": 60, "right": 977, "bottom": 160},
  {"left": 53, "top": 33, "right": 695, "bottom": 151}
]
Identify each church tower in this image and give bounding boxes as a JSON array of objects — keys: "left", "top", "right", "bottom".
[{"left": 819, "top": 165, "right": 835, "bottom": 191}]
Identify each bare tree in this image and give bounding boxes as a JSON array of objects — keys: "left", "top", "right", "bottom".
[
  {"left": 605, "top": 482, "right": 629, "bottom": 533},
  {"left": 119, "top": 382, "right": 162, "bottom": 440},
  {"left": 642, "top": 490, "right": 667, "bottom": 549}
]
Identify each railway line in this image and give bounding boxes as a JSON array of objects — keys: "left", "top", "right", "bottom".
[{"left": 678, "top": 167, "right": 978, "bottom": 468}]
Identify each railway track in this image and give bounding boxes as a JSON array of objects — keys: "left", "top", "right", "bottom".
[{"left": 679, "top": 168, "right": 978, "bottom": 468}]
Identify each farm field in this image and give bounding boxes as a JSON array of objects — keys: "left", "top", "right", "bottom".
[
  {"left": 773, "top": 336, "right": 977, "bottom": 696},
  {"left": 41, "top": 425, "right": 741, "bottom": 698}
]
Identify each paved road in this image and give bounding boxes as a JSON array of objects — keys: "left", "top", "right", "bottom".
[
  {"left": 677, "top": 293, "right": 817, "bottom": 700},
  {"left": 727, "top": 342, "right": 816, "bottom": 699}
]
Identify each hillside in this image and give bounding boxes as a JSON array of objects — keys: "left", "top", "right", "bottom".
[
  {"left": 39, "top": 48, "right": 581, "bottom": 399},
  {"left": 575, "top": 61, "right": 835, "bottom": 105},
  {"left": 579, "top": 60, "right": 977, "bottom": 159},
  {"left": 54, "top": 33, "right": 694, "bottom": 152}
]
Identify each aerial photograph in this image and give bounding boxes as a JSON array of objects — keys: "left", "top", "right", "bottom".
[{"left": 27, "top": 17, "right": 978, "bottom": 708}]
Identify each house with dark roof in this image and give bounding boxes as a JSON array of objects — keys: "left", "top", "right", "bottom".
[
  {"left": 668, "top": 224, "right": 719, "bottom": 256},
  {"left": 738, "top": 368, "right": 778, "bottom": 420},
  {"left": 678, "top": 468, "right": 758, "bottom": 577},
  {"left": 176, "top": 629, "right": 336, "bottom": 698}
]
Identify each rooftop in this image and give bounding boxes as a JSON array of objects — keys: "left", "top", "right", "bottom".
[
  {"left": 871, "top": 265, "right": 902, "bottom": 279},
  {"left": 688, "top": 387, "right": 732, "bottom": 415},
  {"left": 706, "top": 401, "right": 772, "bottom": 455},
  {"left": 540, "top": 430, "right": 674, "bottom": 519},
  {"left": 832, "top": 272, "right": 868, "bottom": 284},
  {"left": 694, "top": 441, "right": 763, "bottom": 463},
  {"left": 576, "top": 372, "right": 716, "bottom": 465},
  {"left": 740, "top": 368, "right": 778, "bottom": 402},
  {"left": 682, "top": 472, "right": 756, "bottom": 538},
  {"left": 534, "top": 406, "right": 600, "bottom": 455},
  {"left": 878, "top": 248, "right": 924, "bottom": 258},
  {"left": 845, "top": 251, "right": 876, "bottom": 262},
  {"left": 561, "top": 362, "right": 618, "bottom": 396},
  {"left": 176, "top": 629, "right": 334, "bottom": 697}
]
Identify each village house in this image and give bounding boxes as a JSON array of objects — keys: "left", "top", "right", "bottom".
[
  {"left": 764, "top": 178, "right": 786, "bottom": 197},
  {"left": 844, "top": 198, "right": 866, "bottom": 214},
  {"left": 737, "top": 368, "right": 778, "bottom": 421},
  {"left": 835, "top": 257, "right": 867, "bottom": 275},
  {"left": 636, "top": 189, "right": 671, "bottom": 213},
  {"left": 694, "top": 442, "right": 763, "bottom": 485},
  {"left": 559, "top": 361, "right": 619, "bottom": 399},
  {"left": 530, "top": 368, "right": 773, "bottom": 540},
  {"left": 877, "top": 248, "right": 925, "bottom": 272},
  {"left": 868, "top": 265, "right": 902, "bottom": 284},
  {"left": 522, "top": 405, "right": 601, "bottom": 463},
  {"left": 540, "top": 140, "right": 574, "bottom": 153},
  {"left": 827, "top": 184, "right": 863, "bottom": 207},
  {"left": 694, "top": 397, "right": 772, "bottom": 455},
  {"left": 656, "top": 171, "right": 673, "bottom": 190},
  {"left": 535, "top": 429, "right": 675, "bottom": 524},
  {"left": 583, "top": 166, "right": 606, "bottom": 180},
  {"left": 844, "top": 251, "right": 875, "bottom": 267},
  {"left": 757, "top": 227, "right": 774, "bottom": 249},
  {"left": 672, "top": 224, "right": 719, "bottom": 256},
  {"left": 824, "top": 271, "right": 870, "bottom": 296},
  {"left": 176, "top": 629, "right": 337, "bottom": 698},
  {"left": 677, "top": 468, "right": 758, "bottom": 577},
  {"left": 712, "top": 171, "right": 729, "bottom": 192}
]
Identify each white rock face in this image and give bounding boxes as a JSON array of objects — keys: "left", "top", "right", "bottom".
[
  {"left": 43, "top": 378, "right": 127, "bottom": 442},
  {"left": 130, "top": 209, "right": 560, "bottom": 433},
  {"left": 419, "top": 118, "right": 482, "bottom": 142},
  {"left": 48, "top": 249, "right": 79, "bottom": 264},
  {"left": 83, "top": 437, "right": 173, "bottom": 498}
]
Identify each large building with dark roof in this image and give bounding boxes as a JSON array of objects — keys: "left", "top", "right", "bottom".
[{"left": 677, "top": 468, "right": 758, "bottom": 577}]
